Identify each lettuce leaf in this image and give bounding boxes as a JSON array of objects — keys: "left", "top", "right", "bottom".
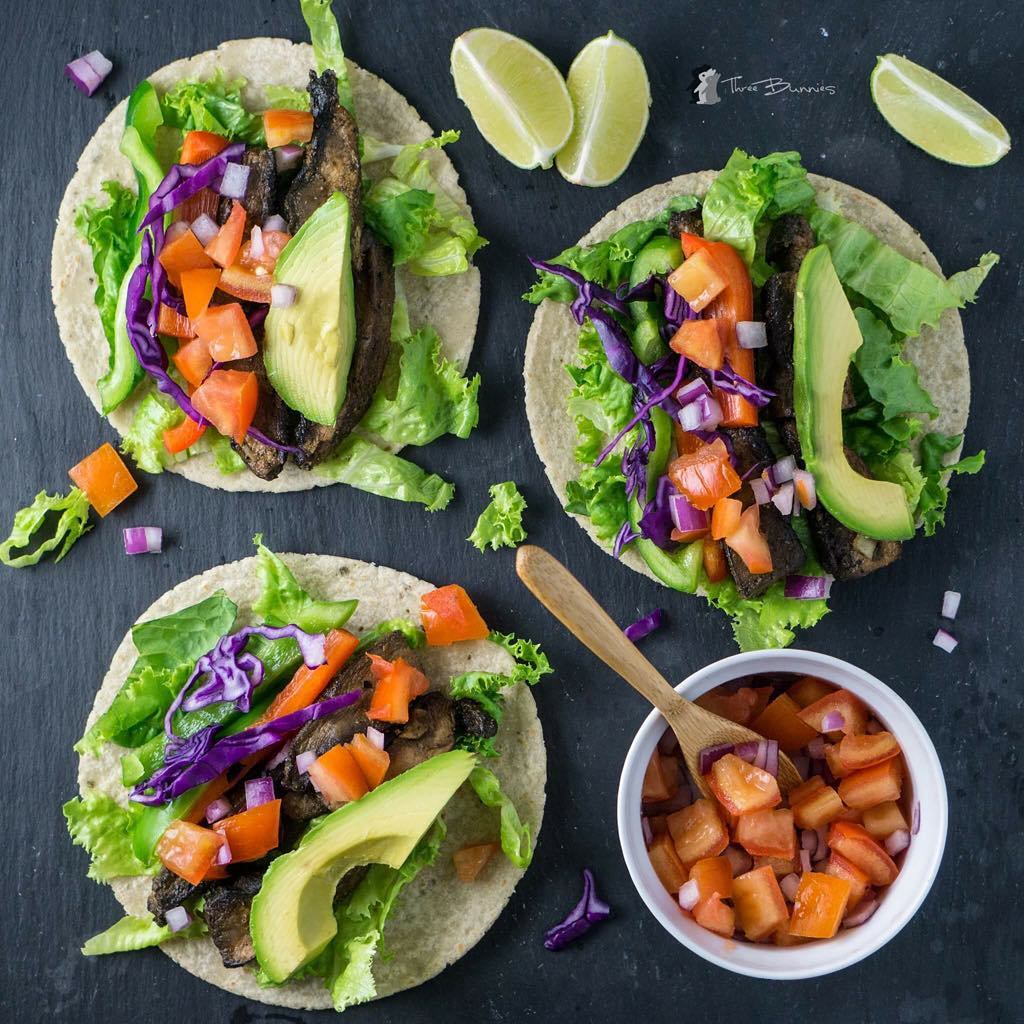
[
  {"left": 82, "top": 914, "right": 204, "bottom": 956},
  {"left": 64, "top": 794, "right": 157, "bottom": 882},
  {"left": 809, "top": 206, "right": 998, "bottom": 337},
  {"left": 120, "top": 391, "right": 187, "bottom": 474},
  {"left": 468, "top": 767, "right": 532, "bottom": 868},
  {"left": 468, "top": 482, "right": 527, "bottom": 552},
  {"left": 853, "top": 308, "right": 937, "bottom": 421},
  {"left": 160, "top": 69, "right": 264, "bottom": 143},
  {"left": 355, "top": 618, "right": 426, "bottom": 652},
  {"left": 300, "top": 0, "right": 355, "bottom": 113},
  {"left": 360, "top": 327, "right": 480, "bottom": 446},
  {"left": 566, "top": 321, "right": 635, "bottom": 437},
  {"left": 916, "top": 432, "right": 985, "bottom": 536},
  {"left": 263, "top": 85, "right": 310, "bottom": 110},
  {"left": 252, "top": 534, "right": 357, "bottom": 632},
  {"left": 314, "top": 436, "right": 454, "bottom": 510},
  {"left": 0, "top": 488, "right": 91, "bottom": 568},
  {"left": 565, "top": 462, "right": 629, "bottom": 546}
]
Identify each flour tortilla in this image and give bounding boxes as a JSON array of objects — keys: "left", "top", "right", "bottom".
[
  {"left": 52, "top": 39, "right": 481, "bottom": 492},
  {"left": 524, "top": 171, "right": 970, "bottom": 586},
  {"left": 75, "top": 554, "right": 545, "bottom": 1010}
]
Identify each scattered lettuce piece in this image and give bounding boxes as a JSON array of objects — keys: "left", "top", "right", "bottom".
[
  {"left": 252, "top": 534, "right": 357, "bottom": 632},
  {"left": 263, "top": 84, "right": 310, "bottom": 110},
  {"left": 469, "top": 482, "right": 527, "bottom": 552},
  {"left": 916, "top": 432, "right": 985, "bottom": 536},
  {"left": 300, "top": 0, "right": 355, "bottom": 113},
  {"left": 121, "top": 392, "right": 186, "bottom": 474},
  {"left": 853, "top": 308, "right": 937, "bottom": 422},
  {"left": 360, "top": 327, "right": 479, "bottom": 446},
  {"left": 0, "top": 488, "right": 91, "bottom": 568},
  {"left": 468, "top": 767, "right": 532, "bottom": 868},
  {"left": 315, "top": 436, "right": 454, "bottom": 510},
  {"left": 947, "top": 251, "right": 1000, "bottom": 304},
  {"left": 160, "top": 69, "right": 264, "bottom": 143},
  {"left": 63, "top": 794, "right": 157, "bottom": 882},
  {"left": 355, "top": 619, "right": 426, "bottom": 652},
  {"left": 82, "top": 914, "right": 204, "bottom": 956}
]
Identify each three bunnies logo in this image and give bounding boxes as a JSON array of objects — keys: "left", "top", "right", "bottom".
[
  {"left": 692, "top": 66, "right": 721, "bottom": 105},
  {"left": 690, "top": 65, "right": 836, "bottom": 104}
]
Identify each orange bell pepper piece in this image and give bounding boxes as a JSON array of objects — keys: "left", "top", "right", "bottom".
[
  {"left": 689, "top": 855, "right": 734, "bottom": 901},
  {"left": 157, "top": 303, "right": 195, "bottom": 339},
  {"left": 180, "top": 130, "right": 230, "bottom": 165},
  {"left": 263, "top": 109, "right": 314, "bottom": 148},
  {"left": 158, "top": 228, "right": 215, "bottom": 289},
  {"left": 156, "top": 819, "right": 224, "bottom": 885},
  {"left": 749, "top": 693, "right": 819, "bottom": 753},
  {"left": 710, "top": 496, "right": 742, "bottom": 540},
  {"left": 723, "top": 504, "right": 773, "bottom": 574},
  {"left": 68, "top": 443, "right": 137, "bottom": 517},
  {"left": 672, "top": 421, "right": 705, "bottom": 456},
  {"left": 171, "top": 336, "right": 213, "bottom": 390},
  {"left": 826, "top": 852, "right": 871, "bottom": 911},
  {"left": 453, "top": 841, "right": 500, "bottom": 882},
  {"left": 308, "top": 744, "right": 369, "bottom": 806},
  {"left": 667, "top": 437, "right": 742, "bottom": 511},
  {"left": 787, "top": 775, "right": 825, "bottom": 806},
  {"left": 788, "top": 872, "right": 852, "bottom": 939},
  {"left": 163, "top": 415, "right": 207, "bottom": 455},
  {"left": 212, "top": 799, "right": 282, "bottom": 863},
  {"left": 349, "top": 733, "right": 391, "bottom": 789},
  {"left": 217, "top": 262, "right": 274, "bottom": 304},
  {"left": 702, "top": 538, "right": 728, "bottom": 583},
  {"left": 180, "top": 267, "right": 222, "bottom": 321},
  {"left": 667, "top": 248, "right": 728, "bottom": 312},
  {"left": 204, "top": 201, "right": 246, "bottom": 269},
  {"left": 193, "top": 302, "right": 258, "bottom": 362},
  {"left": 420, "top": 584, "right": 490, "bottom": 645},
  {"left": 669, "top": 318, "right": 724, "bottom": 370},
  {"left": 190, "top": 368, "right": 259, "bottom": 445},
  {"left": 367, "top": 670, "right": 412, "bottom": 724}
]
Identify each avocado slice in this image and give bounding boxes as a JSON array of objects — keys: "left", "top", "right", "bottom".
[
  {"left": 250, "top": 749, "right": 475, "bottom": 983},
  {"left": 264, "top": 191, "right": 357, "bottom": 426},
  {"left": 793, "top": 246, "right": 915, "bottom": 541}
]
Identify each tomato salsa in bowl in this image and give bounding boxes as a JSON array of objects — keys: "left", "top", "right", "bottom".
[{"left": 617, "top": 650, "right": 947, "bottom": 979}]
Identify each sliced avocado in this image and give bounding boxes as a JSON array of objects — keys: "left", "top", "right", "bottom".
[
  {"left": 264, "top": 191, "right": 357, "bottom": 426},
  {"left": 628, "top": 236, "right": 683, "bottom": 364},
  {"left": 250, "top": 749, "right": 475, "bottom": 983},
  {"left": 793, "top": 246, "right": 915, "bottom": 541}
]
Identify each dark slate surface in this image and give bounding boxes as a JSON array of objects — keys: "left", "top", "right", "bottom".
[{"left": 2, "top": 1, "right": 1021, "bottom": 1021}]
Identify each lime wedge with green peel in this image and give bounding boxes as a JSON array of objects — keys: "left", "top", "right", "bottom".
[
  {"left": 870, "top": 54, "right": 1010, "bottom": 166},
  {"left": 556, "top": 32, "right": 651, "bottom": 187},
  {"left": 450, "top": 28, "right": 573, "bottom": 170}
]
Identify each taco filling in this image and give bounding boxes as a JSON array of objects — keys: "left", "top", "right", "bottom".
[
  {"left": 525, "top": 149, "right": 995, "bottom": 649},
  {"left": 65, "top": 539, "right": 550, "bottom": 1011}
]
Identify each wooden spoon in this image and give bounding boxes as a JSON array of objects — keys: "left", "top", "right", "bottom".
[{"left": 515, "top": 545, "right": 801, "bottom": 797}]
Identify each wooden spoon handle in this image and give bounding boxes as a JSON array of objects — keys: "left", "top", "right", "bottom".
[{"left": 515, "top": 545, "right": 687, "bottom": 719}]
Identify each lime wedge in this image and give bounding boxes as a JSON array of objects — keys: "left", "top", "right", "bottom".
[
  {"left": 450, "top": 28, "right": 573, "bottom": 170},
  {"left": 556, "top": 32, "right": 651, "bottom": 186},
  {"left": 870, "top": 53, "right": 1010, "bottom": 166}
]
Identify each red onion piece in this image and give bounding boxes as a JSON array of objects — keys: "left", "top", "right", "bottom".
[
  {"left": 675, "top": 378, "right": 711, "bottom": 406},
  {"left": 245, "top": 776, "right": 275, "bottom": 810},
  {"left": 885, "top": 828, "right": 910, "bottom": 856},
  {"left": 249, "top": 225, "right": 265, "bottom": 260},
  {"left": 771, "top": 456, "right": 796, "bottom": 485},
  {"left": 723, "top": 845, "right": 753, "bottom": 876},
  {"left": 734, "top": 741, "right": 758, "bottom": 764},
  {"left": 792, "top": 468, "right": 817, "bottom": 510},
  {"left": 204, "top": 797, "right": 232, "bottom": 824},
  {"left": 784, "top": 574, "right": 834, "bottom": 600},
  {"left": 736, "top": 321, "right": 767, "bottom": 349},
  {"left": 271, "top": 283, "right": 298, "bottom": 308},
  {"left": 814, "top": 827, "right": 829, "bottom": 861},
  {"left": 678, "top": 878, "right": 700, "bottom": 911},
  {"left": 800, "top": 829, "right": 817, "bottom": 852},
  {"left": 263, "top": 214, "right": 289, "bottom": 233},
  {"left": 123, "top": 527, "right": 162, "bottom": 555},
  {"left": 763, "top": 740, "right": 779, "bottom": 777},
  {"left": 911, "top": 801, "right": 921, "bottom": 835},
  {"left": 771, "top": 481, "right": 795, "bottom": 516},
  {"left": 215, "top": 836, "right": 232, "bottom": 865},
  {"left": 641, "top": 816, "right": 653, "bottom": 847},
  {"left": 65, "top": 50, "right": 113, "bottom": 96},
  {"left": 295, "top": 750, "right": 316, "bottom": 775},
  {"left": 274, "top": 144, "right": 304, "bottom": 172},
  {"left": 750, "top": 478, "right": 771, "bottom": 505},
  {"left": 164, "top": 905, "right": 192, "bottom": 933},
  {"left": 780, "top": 873, "right": 801, "bottom": 901},
  {"left": 265, "top": 738, "right": 294, "bottom": 771},
  {"left": 190, "top": 213, "right": 219, "bottom": 247},
  {"left": 799, "top": 849, "right": 812, "bottom": 873},
  {"left": 164, "top": 220, "right": 191, "bottom": 247},
  {"left": 821, "top": 711, "right": 846, "bottom": 732},
  {"left": 218, "top": 162, "right": 250, "bottom": 200},
  {"left": 366, "top": 726, "right": 386, "bottom": 750},
  {"left": 668, "top": 492, "right": 708, "bottom": 534},
  {"left": 697, "top": 743, "right": 734, "bottom": 775},
  {"left": 842, "top": 895, "right": 879, "bottom": 927},
  {"left": 807, "top": 736, "right": 827, "bottom": 760},
  {"left": 942, "top": 590, "right": 962, "bottom": 620},
  {"left": 933, "top": 628, "right": 958, "bottom": 653}
]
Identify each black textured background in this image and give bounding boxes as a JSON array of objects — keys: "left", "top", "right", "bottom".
[{"left": 2, "top": 2, "right": 1021, "bottom": 1021}]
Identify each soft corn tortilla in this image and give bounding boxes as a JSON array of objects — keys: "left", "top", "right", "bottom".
[
  {"left": 75, "top": 554, "right": 545, "bottom": 1010},
  {"left": 52, "top": 39, "right": 481, "bottom": 493},
  {"left": 524, "top": 171, "right": 970, "bottom": 586}
]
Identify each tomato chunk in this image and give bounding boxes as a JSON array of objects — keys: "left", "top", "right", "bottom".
[
  {"left": 667, "top": 248, "right": 728, "bottom": 312},
  {"left": 669, "top": 319, "right": 724, "bottom": 370},
  {"left": 732, "top": 865, "right": 789, "bottom": 940},
  {"left": 838, "top": 758, "right": 902, "bottom": 810},
  {"left": 710, "top": 496, "right": 742, "bottom": 540},
  {"left": 724, "top": 504, "right": 773, "bottom": 575},
  {"left": 827, "top": 821, "right": 898, "bottom": 885},
  {"left": 791, "top": 784, "right": 845, "bottom": 830},
  {"left": 826, "top": 852, "right": 871, "bottom": 911},
  {"left": 308, "top": 744, "right": 369, "bottom": 807},
  {"left": 420, "top": 584, "right": 490, "bottom": 645},
  {"left": 68, "top": 442, "right": 137, "bottom": 517},
  {"left": 204, "top": 201, "right": 246, "bottom": 268},
  {"left": 643, "top": 751, "right": 681, "bottom": 803},
  {"left": 191, "top": 368, "right": 258, "bottom": 445},
  {"left": 702, "top": 538, "right": 728, "bottom": 583},
  {"left": 180, "top": 130, "right": 229, "bottom": 165},
  {"left": 163, "top": 415, "right": 206, "bottom": 455},
  {"left": 837, "top": 731, "right": 901, "bottom": 772},
  {"left": 453, "top": 842, "right": 500, "bottom": 882},
  {"left": 787, "top": 675, "right": 836, "bottom": 708},
  {"left": 180, "top": 267, "right": 222, "bottom": 321},
  {"left": 667, "top": 438, "right": 741, "bottom": 511},
  {"left": 193, "top": 303, "right": 257, "bottom": 362},
  {"left": 689, "top": 855, "right": 734, "bottom": 901},
  {"left": 263, "top": 109, "right": 314, "bottom": 148},
  {"left": 707, "top": 753, "right": 781, "bottom": 816},
  {"left": 213, "top": 799, "right": 282, "bottom": 863},
  {"left": 694, "top": 894, "right": 735, "bottom": 937},
  {"left": 861, "top": 800, "right": 908, "bottom": 840},
  {"left": 239, "top": 230, "right": 292, "bottom": 272},
  {"left": 172, "top": 336, "right": 213, "bottom": 390},
  {"left": 786, "top": 774, "right": 825, "bottom": 806},
  {"left": 648, "top": 832, "right": 688, "bottom": 893},
  {"left": 667, "top": 799, "right": 729, "bottom": 868},
  {"left": 156, "top": 819, "right": 224, "bottom": 886},
  {"left": 695, "top": 685, "right": 770, "bottom": 727},
  {"left": 798, "top": 689, "right": 869, "bottom": 736},
  {"left": 788, "top": 872, "right": 851, "bottom": 939},
  {"left": 368, "top": 670, "right": 412, "bottom": 724},
  {"left": 158, "top": 227, "right": 215, "bottom": 289},
  {"left": 733, "top": 808, "right": 796, "bottom": 859},
  {"left": 349, "top": 733, "right": 391, "bottom": 789}
]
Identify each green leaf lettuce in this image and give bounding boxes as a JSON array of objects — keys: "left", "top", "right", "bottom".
[{"left": 468, "top": 482, "right": 528, "bottom": 552}]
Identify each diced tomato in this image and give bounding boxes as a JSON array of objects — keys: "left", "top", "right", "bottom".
[
  {"left": 689, "top": 855, "right": 734, "bottom": 901},
  {"left": 672, "top": 421, "right": 705, "bottom": 456},
  {"left": 791, "top": 784, "right": 845, "bottom": 830},
  {"left": 239, "top": 230, "right": 292, "bottom": 272},
  {"left": 754, "top": 854, "right": 798, "bottom": 877},
  {"left": 861, "top": 800, "right": 909, "bottom": 840},
  {"left": 158, "top": 228, "right": 215, "bottom": 289},
  {"left": 163, "top": 415, "right": 207, "bottom": 455},
  {"left": 204, "top": 201, "right": 246, "bottom": 268},
  {"left": 787, "top": 774, "right": 825, "bottom": 806},
  {"left": 710, "top": 496, "right": 742, "bottom": 540},
  {"left": 702, "top": 538, "right": 728, "bottom": 583},
  {"left": 708, "top": 754, "right": 781, "bottom": 816},
  {"left": 420, "top": 584, "right": 490, "bottom": 645},
  {"left": 158, "top": 303, "right": 196, "bottom": 339},
  {"left": 648, "top": 832, "right": 688, "bottom": 893},
  {"left": 191, "top": 368, "right": 259, "bottom": 444},
  {"left": 453, "top": 842, "right": 500, "bottom": 882},
  {"left": 827, "top": 821, "right": 899, "bottom": 885},
  {"left": 667, "top": 438, "right": 741, "bottom": 511},
  {"left": 837, "top": 731, "right": 902, "bottom": 772},
  {"left": 349, "top": 733, "right": 391, "bottom": 789},
  {"left": 263, "top": 109, "right": 314, "bottom": 148},
  {"left": 368, "top": 671, "right": 412, "bottom": 724},
  {"left": 156, "top": 819, "right": 224, "bottom": 886},
  {"left": 180, "top": 130, "right": 230, "bottom": 165},
  {"left": 671, "top": 524, "right": 709, "bottom": 543},
  {"left": 669, "top": 319, "right": 724, "bottom": 370},
  {"left": 667, "top": 248, "right": 728, "bottom": 312},
  {"left": 732, "top": 865, "right": 789, "bottom": 940},
  {"left": 180, "top": 267, "right": 222, "bottom": 321},
  {"left": 643, "top": 751, "right": 681, "bottom": 803},
  {"left": 788, "top": 872, "right": 851, "bottom": 939},
  {"left": 258, "top": 630, "right": 359, "bottom": 724},
  {"left": 733, "top": 808, "right": 796, "bottom": 859},
  {"left": 787, "top": 675, "right": 836, "bottom": 708},
  {"left": 213, "top": 799, "right": 282, "bottom": 863},
  {"left": 667, "top": 799, "right": 730, "bottom": 868},
  {"left": 694, "top": 894, "right": 735, "bottom": 937},
  {"left": 724, "top": 504, "right": 773, "bottom": 574},
  {"left": 826, "top": 852, "right": 871, "bottom": 912},
  {"left": 695, "top": 686, "right": 768, "bottom": 727},
  {"left": 193, "top": 302, "right": 258, "bottom": 362},
  {"left": 308, "top": 744, "right": 369, "bottom": 807},
  {"left": 172, "top": 337, "right": 214, "bottom": 390},
  {"left": 797, "top": 689, "right": 869, "bottom": 737},
  {"left": 750, "top": 694, "right": 820, "bottom": 754},
  {"left": 68, "top": 443, "right": 137, "bottom": 517},
  {"left": 838, "top": 758, "right": 902, "bottom": 810},
  {"left": 370, "top": 656, "right": 430, "bottom": 698},
  {"left": 773, "top": 916, "right": 806, "bottom": 946},
  {"left": 217, "top": 261, "right": 275, "bottom": 303},
  {"left": 823, "top": 742, "right": 849, "bottom": 780}
]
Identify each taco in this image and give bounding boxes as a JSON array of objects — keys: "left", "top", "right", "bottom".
[
  {"left": 52, "top": 0, "right": 484, "bottom": 506},
  {"left": 64, "top": 538, "right": 549, "bottom": 1011},
  {"left": 524, "top": 150, "right": 996, "bottom": 649}
]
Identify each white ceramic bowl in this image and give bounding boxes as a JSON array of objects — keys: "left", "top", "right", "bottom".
[{"left": 617, "top": 649, "right": 947, "bottom": 980}]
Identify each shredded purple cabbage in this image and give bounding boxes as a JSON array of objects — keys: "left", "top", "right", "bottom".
[
  {"left": 709, "top": 363, "right": 776, "bottom": 408},
  {"left": 612, "top": 520, "right": 640, "bottom": 559},
  {"left": 624, "top": 608, "right": 665, "bottom": 643},
  {"left": 139, "top": 143, "right": 246, "bottom": 230},
  {"left": 638, "top": 475, "right": 678, "bottom": 550},
  {"left": 543, "top": 868, "right": 611, "bottom": 951}
]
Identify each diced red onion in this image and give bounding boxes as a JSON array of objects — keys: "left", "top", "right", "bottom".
[
  {"left": 763, "top": 740, "right": 779, "bottom": 777},
  {"left": 785, "top": 574, "right": 834, "bottom": 600},
  {"left": 678, "top": 394, "right": 723, "bottom": 432},
  {"left": 274, "top": 144, "right": 304, "bottom": 172},
  {"left": 204, "top": 797, "right": 232, "bottom": 824},
  {"left": 866, "top": 718, "right": 883, "bottom": 735},
  {"left": 814, "top": 827, "right": 829, "bottom": 862},
  {"left": 296, "top": 750, "right": 316, "bottom": 775},
  {"left": 933, "top": 628, "right": 958, "bottom": 653},
  {"left": 641, "top": 816, "right": 654, "bottom": 847},
  {"left": 770, "top": 456, "right": 796, "bottom": 485},
  {"left": 164, "top": 220, "right": 191, "bottom": 247},
  {"left": 807, "top": 736, "right": 826, "bottom": 760},
  {"left": 736, "top": 320, "right": 767, "bottom": 349},
  {"left": 265, "top": 738, "right": 294, "bottom": 771},
  {"left": 911, "top": 802, "right": 921, "bottom": 835},
  {"left": 734, "top": 741, "right": 758, "bottom": 764},
  {"left": 676, "top": 378, "right": 711, "bottom": 406},
  {"left": 263, "top": 214, "right": 289, "bottom": 233},
  {"left": 724, "top": 845, "right": 753, "bottom": 876},
  {"left": 942, "top": 590, "right": 961, "bottom": 620},
  {"left": 367, "top": 726, "right": 386, "bottom": 750},
  {"left": 793, "top": 755, "right": 810, "bottom": 779},
  {"left": 697, "top": 743, "right": 734, "bottom": 775},
  {"left": 885, "top": 829, "right": 910, "bottom": 856},
  {"left": 821, "top": 711, "right": 845, "bottom": 732},
  {"left": 190, "top": 213, "right": 219, "bottom": 247},
  {"left": 678, "top": 878, "right": 701, "bottom": 911},
  {"left": 249, "top": 225, "right": 265, "bottom": 260},
  {"left": 799, "top": 849, "right": 812, "bottom": 873},
  {"left": 668, "top": 493, "right": 708, "bottom": 535},
  {"left": 853, "top": 533, "right": 879, "bottom": 559},
  {"left": 65, "top": 50, "right": 113, "bottom": 96},
  {"left": 215, "top": 836, "right": 233, "bottom": 865},
  {"left": 271, "top": 284, "right": 298, "bottom": 308},
  {"left": 123, "top": 527, "right": 162, "bottom": 555},
  {"left": 658, "top": 728, "right": 680, "bottom": 755},
  {"left": 842, "top": 896, "right": 879, "bottom": 927},
  {"left": 245, "top": 776, "right": 275, "bottom": 809},
  {"left": 218, "top": 162, "right": 250, "bottom": 200},
  {"left": 771, "top": 481, "right": 795, "bottom": 516},
  {"left": 164, "top": 905, "right": 191, "bottom": 933},
  {"left": 800, "top": 829, "right": 817, "bottom": 852},
  {"left": 780, "top": 873, "right": 801, "bottom": 901},
  {"left": 750, "top": 478, "right": 771, "bottom": 505},
  {"left": 792, "top": 468, "right": 817, "bottom": 510}
]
